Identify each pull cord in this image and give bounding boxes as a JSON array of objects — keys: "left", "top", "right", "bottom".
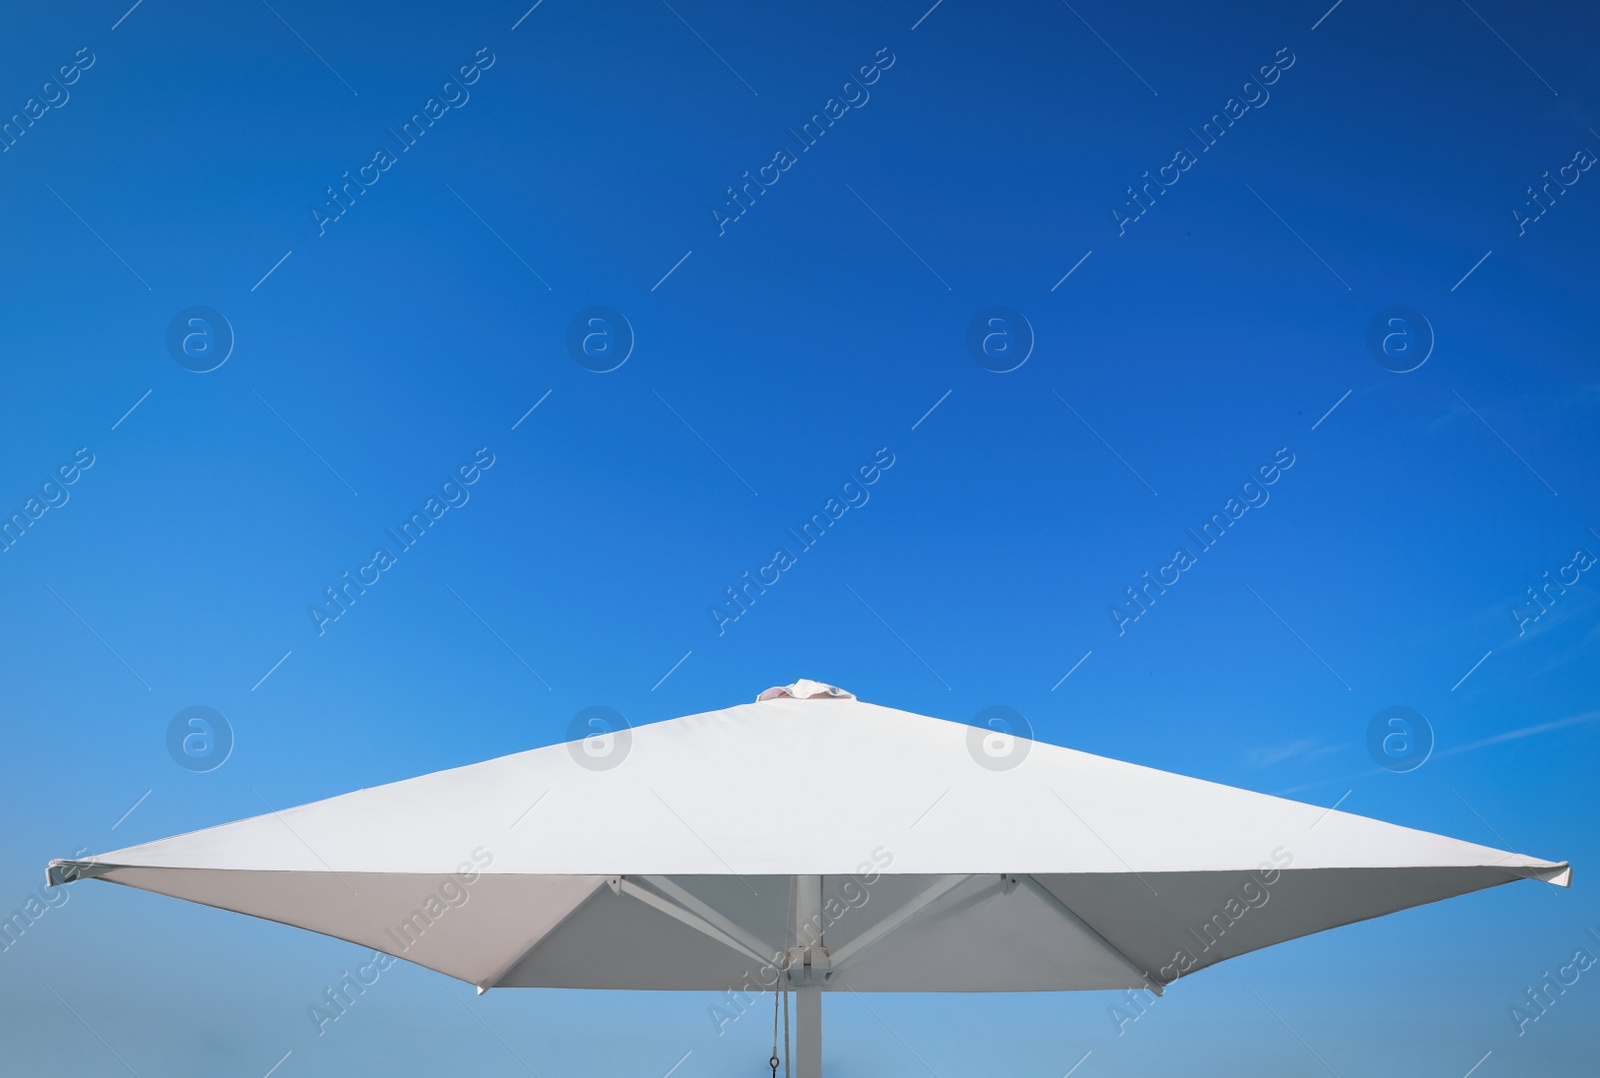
[
  {"left": 767, "top": 986, "right": 791, "bottom": 1078},
  {"left": 769, "top": 986, "right": 780, "bottom": 1077}
]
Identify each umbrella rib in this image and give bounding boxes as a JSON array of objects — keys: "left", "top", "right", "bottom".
[
  {"left": 1018, "top": 875, "right": 1163, "bottom": 993},
  {"left": 638, "top": 875, "right": 780, "bottom": 963},
  {"left": 827, "top": 874, "right": 970, "bottom": 969},
  {"left": 615, "top": 877, "right": 772, "bottom": 965},
  {"left": 892, "top": 874, "right": 1010, "bottom": 930}
]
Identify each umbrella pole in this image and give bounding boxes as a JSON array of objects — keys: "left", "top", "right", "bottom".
[
  {"left": 796, "top": 986, "right": 820, "bottom": 1078},
  {"left": 793, "top": 874, "right": 823, "bottom": 1078}
]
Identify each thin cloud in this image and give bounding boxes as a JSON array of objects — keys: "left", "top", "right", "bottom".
[
  {"left": 1271, "top": 707, "right": 1600, "bottom": 797},
  {"left": 1434, "top": 709, "right": 1600, "bottom": 760},
  {"left": 1247, "top": 738, "right": 1343, "bottom": 769}
]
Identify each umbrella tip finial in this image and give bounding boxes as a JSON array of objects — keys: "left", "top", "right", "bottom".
[{"left": 757, "top": 679, "right": 855, "bottom": 702}]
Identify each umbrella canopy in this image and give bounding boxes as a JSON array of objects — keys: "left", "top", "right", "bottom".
[{"left": 49, "top": 681, "right": 1569, "bottom": 1072}]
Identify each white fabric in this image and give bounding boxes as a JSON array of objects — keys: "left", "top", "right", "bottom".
[
  {"left": 50, "top": 687, "right": 1569, "bottom": 992},
  {"left": 756, "top": 679, "right": 855, "bottom": 701}
]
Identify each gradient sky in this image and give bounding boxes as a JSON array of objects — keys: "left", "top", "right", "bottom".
[{"left": 2, "top": 0, "right": 1598, "bottom": 1074}]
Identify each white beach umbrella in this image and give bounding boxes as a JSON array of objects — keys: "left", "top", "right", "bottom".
[{"left": 49, "top": 680, "right": 1570, "bottom": 1076}]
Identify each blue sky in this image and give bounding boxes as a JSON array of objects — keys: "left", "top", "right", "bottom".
[{"left": 2, "top": 0, "right": 1598, "bottom": 1074}]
